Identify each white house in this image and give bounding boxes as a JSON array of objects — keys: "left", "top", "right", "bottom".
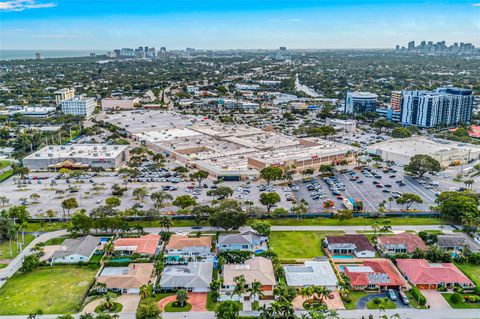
[{"left": 48, "top": 235, "right": 99, "bottom": 264}]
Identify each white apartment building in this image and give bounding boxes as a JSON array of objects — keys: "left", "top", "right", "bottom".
[{"left": 61, "top": 96, "right": 96, "bottom": 117}]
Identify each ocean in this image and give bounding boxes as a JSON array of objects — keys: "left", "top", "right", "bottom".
[{"left": 0, "top": 50, "right": 109, "bottom": 61}]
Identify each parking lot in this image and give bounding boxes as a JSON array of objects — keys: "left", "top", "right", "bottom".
[
  {"left": 1, "top": 162, "right": 293, "bottom": 218},
  {"left": 293, "top": 161, "right": 476, "bottom": 213}
]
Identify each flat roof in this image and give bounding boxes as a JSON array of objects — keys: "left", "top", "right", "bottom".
[{"left": 24, "top": 144, "right": 128, "bottom": 160}]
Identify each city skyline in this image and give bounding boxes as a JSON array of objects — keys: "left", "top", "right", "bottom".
[{"left": 1, "top": 0, "right": 480, "bottom": 50}]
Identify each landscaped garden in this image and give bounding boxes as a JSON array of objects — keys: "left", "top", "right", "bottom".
[
  {"left": 0, "top": 234, "right": 35, "bottom": 259},
  {"left": 164, "top": 301, "right": 192, "bottom": 312},
  {"left": 269, "top": 231, "right": 340, "bottom": 259},
  {"left": 366, "top": 297, "right": 396, "bottom": 309},
  {"left": 342, "top": 291, "right": 368, "bottom": 310},
  {"left": 0, "top": 266, "right": 97, "bottom": 315},
  {"left": 442, "top": 292, "right": 480, "bottom": 309}
]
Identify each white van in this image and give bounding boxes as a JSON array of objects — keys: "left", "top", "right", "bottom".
[{"left": 429, "top": 181, "right": 439, "bottom": 186}]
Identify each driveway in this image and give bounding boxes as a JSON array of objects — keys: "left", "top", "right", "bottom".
[
  {"left": 117, "top": 294, "right": 141, "bottom": 313},
  {"left": 158, "top": 295, "right": 177, "bottom": 310},
  {"left": 188, "top": 292, "right": 207, "bottom": 312},
  {"left": 421, "top": 290, "right": 451, "bottom": 309},
  {"left": 356, "top": 292, "right": 410, "bottom": 309}
]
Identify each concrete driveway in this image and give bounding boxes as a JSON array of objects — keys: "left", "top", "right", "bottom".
[
  {"left": 356, "top": 292, "right": 410, "bottom": 309},
  {"left": 117, "top": 294, "right": 141, "bottom": 313},
  {"left": 421, "top": 290, "right": 451, "bottom": 309}
]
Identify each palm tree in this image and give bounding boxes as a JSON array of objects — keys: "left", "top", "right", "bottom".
[
  {"left": 233, "top": 275, "right": 247, "bottom": 301},
  {"left": 258, "top": 304, "right": 274, "bottom": 319},
  {"left": 104, "top": 241, "right": 114, "bottom": 257},
  {"left": 371, "top": 222, "right": 380, "bottom": 239},
  {"left": 248, "top": 280, "right": 265, "bottom": 302},
  {"left": 387, "top": 197, "right": 394, "bottom": 210},
  {"left": 176, "top": 288, "right": 188, "bottom": 307},
  {"left": 140, "top": 284, "right": 152, "bottom": 299},
  {"left": 160, "top": 217, "right": 173, "bottom": 233},
  {"left": 313, "top": 286, "right": 331, "bottom": 303}
]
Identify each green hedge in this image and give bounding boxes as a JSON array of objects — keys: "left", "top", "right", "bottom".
[{"left": 411, "top": 287, "right": 427, "bottom": 306}]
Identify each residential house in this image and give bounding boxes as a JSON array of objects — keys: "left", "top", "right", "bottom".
[
  {"left": 217, "top": 230, "right": 267, "bottom": 252},
  {"left": 341, "top": 259, "right": 407, "bottom": 291},
  {"left": 324, "top": 235, "right": 375, "bottom": 258},
  {"left": 284, "top": 259, "right": 338, "bottom": 290},
  {"left": 165, "top": 235, "right": 213, "bottom": 261},
  {"left": 221, "top": 257, "right": 277, "bottom": 301},
  {"left": 377, "top": 232, "right": 428, "bottom": 255},
  {"left": 114, "top": 234, "right": 162, "bottom": 256},
  {"left": 47, "top": 235, "right": 99, "bottom": 264},
  {"left": 96, "top": 263, "right": 154, "bottom": 294},
  {"left": 436, "top": 234, "right": 480, "bottom": 253},
  {"left": 160, "top": 262, "right": 213, "bottom": 292},
  {"left": 396, "top": 259, "right": 474, "bottom": 290}
]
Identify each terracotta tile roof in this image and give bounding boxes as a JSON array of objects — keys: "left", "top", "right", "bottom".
[
  {"left": 223, "top": 257, "right": 276, "bottom": 286},
  {"left": 378, "top": 232, "right": 428, "bottom": 253},
  {"left": 345, "top": 259, "right": 406, "bottom": 287},
  {"left": 114, "top": 234, "right": 161, "bottom": 255},
  {"left": 396, "top": 259, "right": 473, "bottom": 285},
  {"left": 97, "top": 263, "right": 154, "bottom": 289},
  {"left": 166, "top": 235, "right": 212, "bottom": 250},
  {"left": 326, "top": 234, "right": 375, "bottom": 252}
]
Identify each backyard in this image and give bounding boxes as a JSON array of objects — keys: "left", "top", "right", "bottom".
[
  {"left": 0, "top": 266, "right": 97, "bottom": 315},
  {"left": 269, "top": 231, "right": 342, "bottom": 259},
  {"left": 455, "top": 262, "right": 480, "bottom": 285},
  {"left": 0, "top": 234, "right": 35, "bottom": 259}
]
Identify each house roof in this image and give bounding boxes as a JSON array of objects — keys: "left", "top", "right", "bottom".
[
  {"left": 396, "top": 259, "right": 473, "bottom": 285},
  {"left": 223, "top": 257, "right": 276, "bottom": 286},
  {"left": 114, "top": 234, "right": 161, "bottom": 255},
  {"left": 160, "top": 262, "right": 213, "bottom": 289},
  {"left": 97, "top": 263, "right": 154, "bottom": 289},
  {"left": 218, "top": 230, "right": 261, "bottom": 246},
  {"left": 326, "top": 234, "right": 375, "bottom": 252},
  {"left": 378, "top": 232, "right": 428, "bottom": 253},
  {"left": 284, "top": 260, "right": 338, "bottom": 287},
  {"left": 166, "top": 235, "right": 212, "bottom": 250},
  {"left": 345, "top": 259, "right": 406, "bottom": 287},
  {"left": 50, "top": 235, "right": 99, "bottom": 259},
  {"left": 436, "top": 234, "right": 480, "bottom": 252}
]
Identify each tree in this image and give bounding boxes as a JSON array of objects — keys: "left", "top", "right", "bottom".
[
  {"left": 70, "top": 211, "right": 93, "bottom": 235},
  {"left": 207, "top": 186, "right": 233, "bottom": 199},
  {"left": 45, "top": 209, "right": 56, "bottom": 222},
  {"left": 29, "top": 193, "right": 40, "bottom": 204},
  {"left": 159, "top": 216, "right": 173, "bottom": 233},
  {"left": 396, "top": 193, "right": 423, "bottom": 210},
  {"left": 404, "top": 154, "right": 441, "bottom": 178},
  {"left": 133, "top": 187, "right": 149, "bottom": 201},
  {"left": 301, "top": 168, "right": 315, "bottom": 178},
  {"left": 191, "top": 205, "right": 214, "bottom": 225},
  {"left": 318, "top": 125, "right": 336, "bottom": 139},
  {"left": 61, "top": 198, "right": 79, "bottom": 219},
  {"left": 391, "top": 127, "right": 412, "bottom": 138},
  {"left": 0, "top": 196, "right": 9, "bottom": 207},
  {"left": 136, "top": 299, "right": 161, "bottom": 319},
  {"left": 189, "top": 170, "right": 209, "bottom": 187},
  {"left": 215, "top": 301, "right": 240, "bottom": 319},
  {"left": 260, "top": 166, "right": 283, "bottom": 186},
  {"left": 150, "top": 191, "right": 173, "bottom": 209},
  {"left": 248, "top": 280, "right": 265, "bottom": 302},
  {"left": 435, "top": 191, "right": 479, "bottom": 224},
  {"left": 209, "top": 200, "right": 247, "bottom": 231},
  {"left": 250, "top": 220, "right": 271, "bottom": 236},
  {"left": 319, "top": 164, "right": 333, "bottom": 175},
  {"left": 291, "top": 199, "right": 308, "bottom": 220},
  {"left": 172, "top": 195, "right": 197, "bottom": 209},
  {"left": 173, "top": 166, "right": 189, "bottom": 175},
  {"left": 21, "top": 254, "right": 40, "bottom": 272},
  {"left": 259, "top": 192, "right": 281, "bottom": 213},
  {"left": 105, "top": 196, "right": 121, "bottom": 208},
  {"left": 176, "top": 289, "right": 188, "bottom": 307}
]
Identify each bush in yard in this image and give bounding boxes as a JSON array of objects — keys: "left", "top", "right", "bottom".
[
  {"left": 437, "top": 286, "right": 447, "bottom": 292},
  {"left": 450, "top": 293, "right": 463, "bottom": 304},
  {"left": 373, "top": 297, "right": 382, "bottom": 305},
  {"left": 411, "top": 287, "right": 427, "bottom": 306},
  {"left": 475, "top": 286, "right": 480, "bottom": 296}
]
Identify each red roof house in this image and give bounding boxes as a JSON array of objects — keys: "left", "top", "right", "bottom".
[
  {"left": 396, "top": 259, "right": 474, "bottom": 290},
  {"left": 377, "top": 232, "right": 428, "bottom": 254},
  {"left": 342, "top": 259, "right": 407, "bottom": 290},
  {"left": 114, "top": 234, "right": 161, "bottom": 256}
]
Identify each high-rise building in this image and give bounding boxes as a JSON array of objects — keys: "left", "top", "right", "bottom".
[
  {"left": 400, "top": 88, "right": 474, "bottom": 128},
  {"left": 279, "top": 46, "right": 287, "bottom": 51},
  {"left": 344, "top": 91, "right": 378, "bottom": 114},
  {"left": 35, "top": 52, "right": 43, "bottom": 60},
  {"left": 61, "top": 96, "right": 96, "bottom": 117},
  {"left": 54, "top": 88, "right": 75, "bottom": 105},
  {"left": 390, "top": 91, "right": 403, "bottom": 112}
]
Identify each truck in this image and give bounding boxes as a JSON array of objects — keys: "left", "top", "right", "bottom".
[{"left": 343, "top": 198, "right": 354, "bottom": 210}]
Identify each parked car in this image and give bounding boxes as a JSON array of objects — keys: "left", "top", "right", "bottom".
[
  {"left": 398, "top": 290, "right": 409, "bottom": 305},
  {"left": 387, "top": 289, "right": 397, "bottom": 301}
]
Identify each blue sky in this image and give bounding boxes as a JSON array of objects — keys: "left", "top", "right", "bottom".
[{"left": 1, "top": 0, "right": 479, "bottom": 50}]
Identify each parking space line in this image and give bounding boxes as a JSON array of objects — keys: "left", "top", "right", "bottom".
[
  {"left": 403, "top": 178, "right": 435, "bottom": 202},
  {"left": 340, "top": 174, "right": 377, "bottom": 211}
]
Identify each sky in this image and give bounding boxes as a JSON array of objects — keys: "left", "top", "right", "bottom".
[{"left": 1, "top": 0, "right": 479, "bottom": 50}]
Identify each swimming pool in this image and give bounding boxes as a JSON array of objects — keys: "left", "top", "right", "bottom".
[
  {"left": 331, "top": 255, "right": 354, "bottom": 259},
  {"left": 338, "top": 265, "right": 359, "bottom": 272}
]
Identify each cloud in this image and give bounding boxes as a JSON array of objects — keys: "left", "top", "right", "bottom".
[
  {"left": 0, "top": 0, "right": 57, "bottom": 11},
  {"left": 472, "top": 3, "right": 480, "bottom": 6}
]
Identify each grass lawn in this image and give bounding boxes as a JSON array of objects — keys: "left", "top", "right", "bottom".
[
  {"left": 0, "top": 263, "right": 7, "bottom": 269},
  {"left": 44, "top": 237, "right": 67, "bottom": 245},
  {"left": 404, "top": 290, "right": 427, "bottom": 309},
  {"left": 366, "top": 297, "right": 396, "bottom": 309},
  {"left": 164, "top": 301, "right": 192, "bottom": 312},
  {"left": 206, "top": 292, "right": 218, "bottom": 311},
  {"left": 343, "top": 291, "right": 369, "bottom": 310},
  {"left": 0, "top": 234, "right": 35, "bottom": 259},
  {"left": 0, "top": 169, "right": 13, "bottom": 182},
  {"left": 442, "top": 293, "right": 480, "bottom": 309},
  {"left": 95, "top": 302, "right": 123, "bottom": 313},
  {"left": 0, "top": 160, "right": 11, "bottom": 170},
  {"left": 0, "top": 266, "right": 97, "bottom": 315},
  {"left": 269, "top": 231, "right": 341, "bottom": 259},
  {"left": 455, "top": 263, "right": 480, "bottom": 285}
]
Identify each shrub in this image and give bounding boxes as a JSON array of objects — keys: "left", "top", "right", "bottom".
[
  {"left": 373, "top": 298, "right": 382, "bottom": 305},
  {"left": 411, "top": 287, "right": 427, "bottom": 306},
  {"left": 474, "top": 286, "right": 480, "bottom": 296},
  {"left": 437, "top": 286, "right": 447, "bottom": 292},
  {"left": 450, "top": 293, "right": 462, "bottom": 304},
  {"left": 453, "top": 286, "right": 464, "bottom": 294}
]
